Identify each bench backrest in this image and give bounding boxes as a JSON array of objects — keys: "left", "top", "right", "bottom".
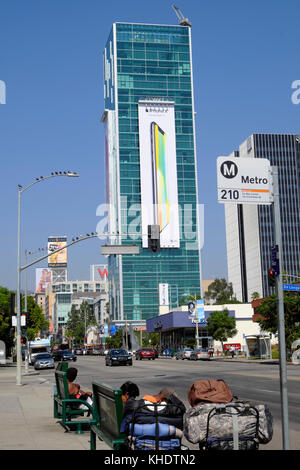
[
  {"left": 56, "top": 361, "right": 68, "bottom": 372},
  {"left": 92, "top": 381, "right": 125, "bottom": 441},
  {"left": 55, "top": 370, "right": 69, "bottom": 400}
]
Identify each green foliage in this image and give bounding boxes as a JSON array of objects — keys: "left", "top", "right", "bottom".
[
  {"left": 251, "top": 292, "right": 260, "bottom": 300},
  {"left": 0, "top": 287, "right": 49, "bottom": 351},
  {"left": 255, "top": 294, "right": 300, "bottom": 350},
  {"left": 204, "top": 278, "right": 240, "bottom": 304},
  {"left": 105, "top": 327, "right": 123, "bottom": 348},
  {"left": 184, "top": 338, "right": 196, "bottom": 348},
  {"left": 0, "top": 287, "right": 14, "bottom": 352},
  {"left": 142, "top": 332, "right": 160, "bottom": 348},
  {"left": 21, "top": 295, "right": 49, "bottom": 341},
  {"left": 179, "top": 293, "right": 201, "bottom": 307},
  {"left": 206, "top": 309, "right": 237, "bottom": 350},
  {"left": 65, "top": 301, "right": 96, "bottom": 345}
]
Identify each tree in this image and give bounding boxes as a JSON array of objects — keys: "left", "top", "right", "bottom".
[
  {"left": 21, "top": 295, "right": 49, "bottom": 340},
  {"left": 65, "top": 301, "right": 97, "bottom": 346},
  {"left": 251, "top": 292, "right": 260, "bottom": 300},
  {"left": 105, "top": 327, "right": 123, "bottom": 348},
  {"left": 204, "top": 278, "right": 240, "bottom": 304},
  {"left": 255, "top": 294, "right": 300, "bottom": 350},
  {"left": 0, "top": 288, "right": 49, "bottom": 354},
  {"left": 142, "top": 332, "right": 160, "bottom": 348},
  {"left": 0, "top": 287, "right": 14, "bottom": 354},
  {"left": 65, "top": 305, "right": 83, "bottom": 345},
  {"left": 179, "top": 293, "right": 201, "bottom": 307},
  {"left": 206, "top": 309, "right": 237, "bottom": 354}
]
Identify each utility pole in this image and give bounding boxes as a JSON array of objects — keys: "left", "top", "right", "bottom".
[
  {"left": 194, "top": 294, "right": 199, "bottom": 349},
  {"left": 272, "top": 167, "right": 290, "bottom": 450},
  {"left": 140, "top": 310, "right": 143, "bottom": 347}
]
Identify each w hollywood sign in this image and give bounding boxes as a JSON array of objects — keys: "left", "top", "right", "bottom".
[{"left": 97, "top": 267, "right": 109, "bottom": 279}]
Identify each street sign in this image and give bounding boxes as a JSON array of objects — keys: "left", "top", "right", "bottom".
[
  {"left": 217, "top": 156, "right": 273, "bottom": 204},
  {"left": 101, "top": 245, "right": 139, "bottom": 255},
  {"left": 197, "top": 299, "right": 206, "bottom": 324},
  {"left": 283, "top": 284, "right": 300, "bottom": 292}
]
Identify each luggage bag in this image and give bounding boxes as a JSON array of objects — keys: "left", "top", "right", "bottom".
[
  {"left": 126, "top": 402, "right": 184, "bottom": 451},
  {"left": 184, "top": 401, "right": 273, "bottom": 451}
]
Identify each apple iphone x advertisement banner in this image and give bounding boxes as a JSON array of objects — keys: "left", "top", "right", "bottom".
[{"left": 138, "top": 100, "right": 179, "bottom": 248}]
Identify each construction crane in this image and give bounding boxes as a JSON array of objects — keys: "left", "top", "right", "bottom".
[{"left": 172, "top": 5, "right": 192, "bottom": 27}]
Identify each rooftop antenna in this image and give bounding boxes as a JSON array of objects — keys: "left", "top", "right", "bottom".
[{"left": 172, "top": 4, "right": 192, "bottom": 27}]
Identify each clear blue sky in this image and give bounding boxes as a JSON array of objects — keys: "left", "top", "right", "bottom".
[{"left": 0, "top": 0, "right": 300, "bottom": 291}]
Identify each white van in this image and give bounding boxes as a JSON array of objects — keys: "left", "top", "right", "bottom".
[{"left": 28, "top": 339, "right": 51, "bottom": 365}]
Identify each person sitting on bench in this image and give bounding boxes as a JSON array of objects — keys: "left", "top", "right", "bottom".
[
  {"left": 120, "top": 381, "right": 140, "bottom": 404},
  {"left": 66, "top": 367, "right": 93, "bottom": 407}
]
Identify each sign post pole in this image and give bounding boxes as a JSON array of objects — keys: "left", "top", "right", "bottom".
[
  {"left": 217, "top": 157, "right": 290, "bottom": 450},
  {"left": 272, "top": 167, "right": 290, "bottom": 450}
]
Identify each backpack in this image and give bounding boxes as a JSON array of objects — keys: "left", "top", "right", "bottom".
[
  {"left": 183, "top": 401, "right": 273, "bottom": 448},
  {"left": 187, "top": 379, "right": 233, "bottom": 407}
]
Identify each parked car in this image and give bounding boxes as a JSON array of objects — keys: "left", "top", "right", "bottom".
[
  {"left": 105, "top": 349, "right": 132, "bottom": 366},
  {"left": 92, "top": 347, "right": 102, "bottom": 355},
  {"left": 190, "top": 348, "right": 210, "bottom": 361},
  {"left": 34, "top": 353, "right": 55, "bottom": 370},
  {"left": 74, "top": 347, "right": 83, "bottom": 355},
  {"left": 175, "top": 348, "right": 193, "bottom": 360},
  {"left": 52, "top": 349, "right": 77, "bottom": 362},
  {"left": 135, "top": 348, "right": 156, "bottom": 360}
]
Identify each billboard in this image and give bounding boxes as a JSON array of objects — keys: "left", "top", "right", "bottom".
[
  {"left": 138, "top": 100, "right": 180, "bottom": 248},
  {"left": 90, "top": 264, "right": 109, "bottom": 281},
  {"left": 35, "top": 268, "right": 52, "bottom": 293},
  {"left": 159, "top": 283, "right": 169, "bottom": 306},
  {"left": 48, "top": 236, "right": 67, "bottom": 267}
]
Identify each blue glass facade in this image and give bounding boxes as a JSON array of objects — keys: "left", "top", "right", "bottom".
[{"left": 103, "top": 23, "right": 201, "bottom": 321}]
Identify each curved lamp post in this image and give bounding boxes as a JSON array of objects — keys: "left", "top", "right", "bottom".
[{"left": 16, "top": 171, "right": 79, "bottom": 385}]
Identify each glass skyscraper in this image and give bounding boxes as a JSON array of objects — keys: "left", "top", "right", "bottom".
[
  {"left": 225, "top": 134, "right": 300, "bottom": 301},
  {"left": 102, "top": 23, "right": 202, "bottom": 321}
]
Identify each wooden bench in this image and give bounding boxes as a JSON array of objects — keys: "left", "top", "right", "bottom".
[
  {"left": 90, "top": 381, "right": 127, "bottom": 450},
  {"left": 53, "top": 370, "right": 97, "bottom": 434}
]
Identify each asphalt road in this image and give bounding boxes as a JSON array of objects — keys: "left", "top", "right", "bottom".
[{"left": 38, "top": 355, "right": 300, "bottom": 450}]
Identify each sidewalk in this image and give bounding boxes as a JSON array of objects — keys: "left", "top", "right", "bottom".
[
  {"left": 0, "top": 360, "right": 298, "bottom": 450},
  {"left": 0, "top": 362, "right": 110, "bottom": 450}
]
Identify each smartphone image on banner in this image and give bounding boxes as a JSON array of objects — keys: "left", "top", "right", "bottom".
[{"left": 150, "top": 122, "right": 170, "bottom": 232}]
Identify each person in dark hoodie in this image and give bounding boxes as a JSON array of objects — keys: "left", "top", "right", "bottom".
[{"left": 120, "top": 381, "right": 140, "bottom": 404}]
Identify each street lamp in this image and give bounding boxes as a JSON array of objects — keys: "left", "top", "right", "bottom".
[{"left": 16, "top": 171, "right": 79, "bottom": 385}]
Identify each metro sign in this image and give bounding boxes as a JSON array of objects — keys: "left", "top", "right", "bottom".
[{"left": 217, "top": 156, "right": 273, "bottom": 205}]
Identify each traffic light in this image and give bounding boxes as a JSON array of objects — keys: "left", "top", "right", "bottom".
[
  {"left": 21, "top": 336, "right": 27, "bottom": 345},
  {"left": 268, "top": 268, "right": 276, "bottom": 287},
  {"left": 148, "top": 224, "right": 160, "bottom": 253}
]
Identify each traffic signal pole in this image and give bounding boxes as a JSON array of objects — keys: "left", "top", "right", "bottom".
[{"left": 272, "top": 167, "right": 290, "bottom": 450}]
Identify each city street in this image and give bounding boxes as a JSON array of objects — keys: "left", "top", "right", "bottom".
[{"left": 37, "top": 356, "right": 300, "bottom": 450}]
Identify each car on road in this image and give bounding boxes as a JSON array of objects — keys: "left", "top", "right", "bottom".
[
  {"left": 105, "top": 349, "right": 132, "bottom": 366},
  {"left": 135, "top": 348, "right": 156, "bottom": 360},
  {"left": 175, "top": 348, "right": 193, "bottom": 360},
  {"left": 34, "top": 353, "right": 55, "bottom": 370},
  {"left": 190, "top": 348, "right": 210, "bottom": 361},
  {"left": 52, "top": 349, "right": 77, "bottom": 362}
]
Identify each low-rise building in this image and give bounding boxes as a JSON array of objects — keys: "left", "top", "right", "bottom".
[{"left": 146, "top": 303, "right": 264, "bottom": 353}]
